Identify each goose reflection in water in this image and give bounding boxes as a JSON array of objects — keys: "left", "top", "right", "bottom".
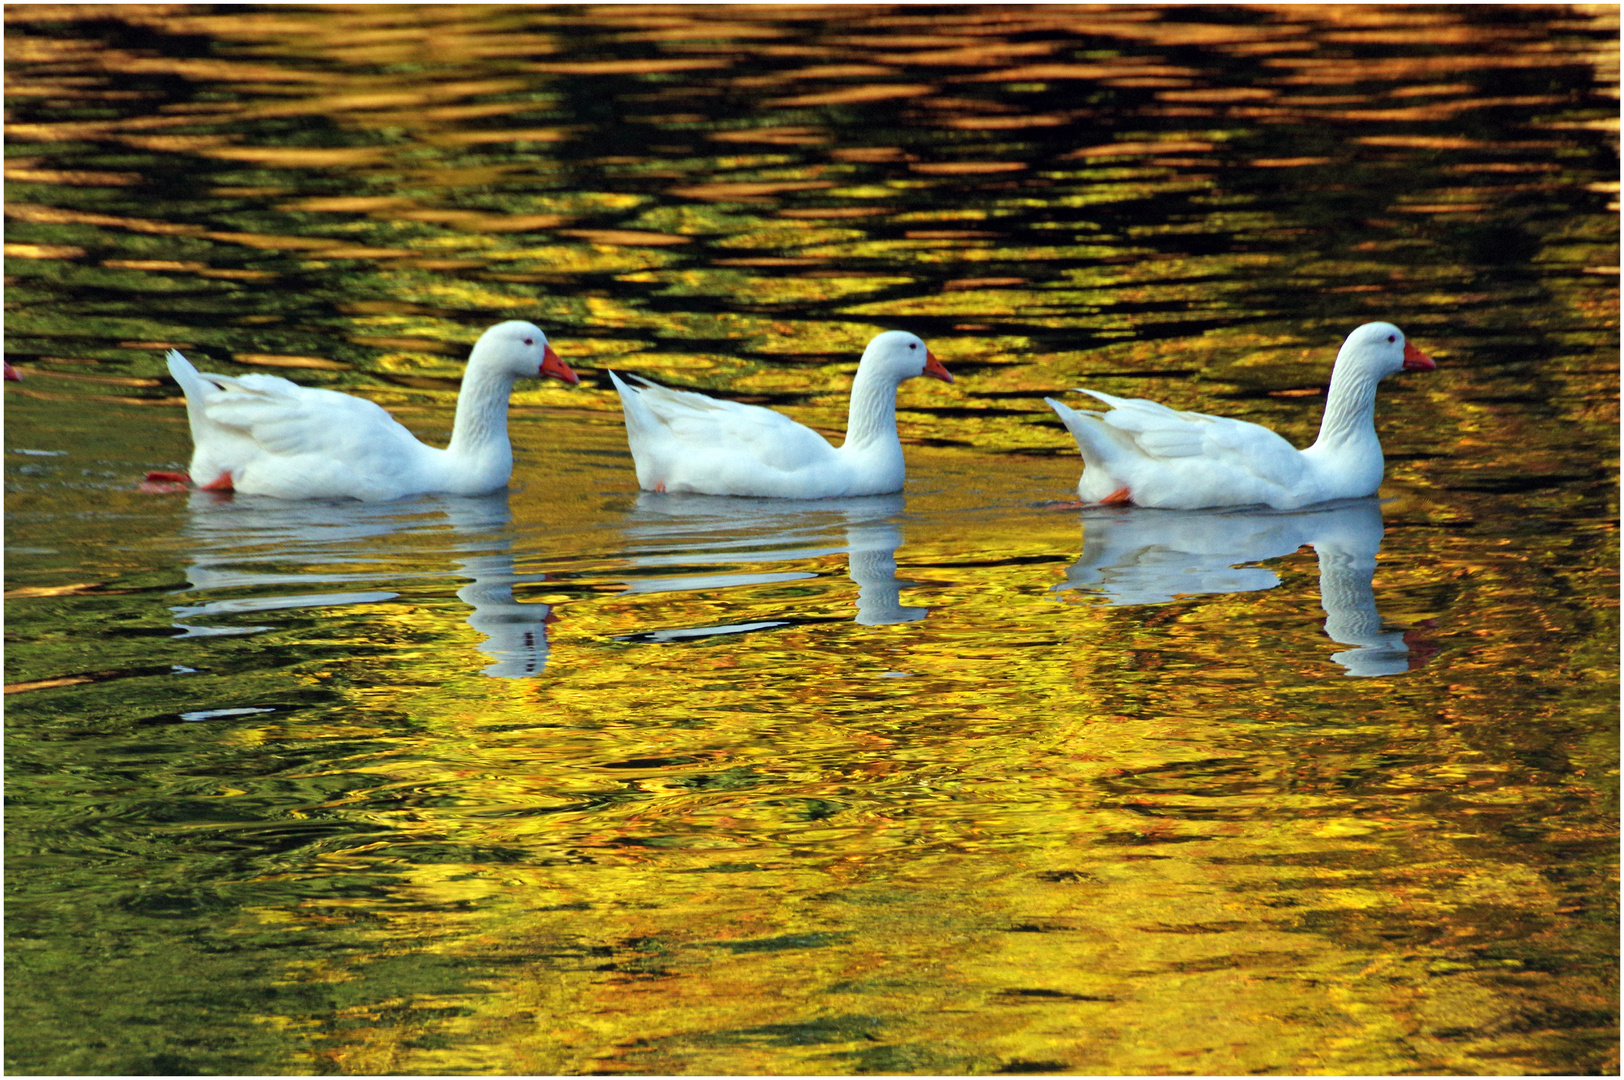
[
  {"left": 618, "top": 491, "right": 923, "bottom": 636},
  {"left": 1056, "top": 497, "right": 1427, "bottom": 678},
  {"left": 171, "top": 491, "right": 554, "bottom": 677}
]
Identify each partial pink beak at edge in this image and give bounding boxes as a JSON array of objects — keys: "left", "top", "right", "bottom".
[
  {"left": 1402, "top": 340, "right": 1435, "bottom": 372},
  {"left": 923, "top": 350, "right": 953, "bottom": 384},
  {"left": 541, "top": 344, "right": 580, "bottom": 385}
]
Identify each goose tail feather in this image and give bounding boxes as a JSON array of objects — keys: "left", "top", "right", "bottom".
[{"left": 1047, "top": 395, "right": 1135, "bottom": 471}]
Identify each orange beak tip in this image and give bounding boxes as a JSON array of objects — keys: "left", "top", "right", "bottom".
[
  {"left": 1402, "top": 341, "right": 1435, "bottom": 372},
  {"left": 924, "top": 352, "right": 954, "bottom": 384},
  {"left": 540, "top": 344, "right": 580, "bottom": 385}
]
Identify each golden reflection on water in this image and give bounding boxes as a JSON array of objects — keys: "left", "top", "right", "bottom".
[
  {"left": 4, "top": 3, "right": 1619, "bottom": 1076},
  {"left": 125, "top": 438, "right": 1594, "bottom": 1077}
]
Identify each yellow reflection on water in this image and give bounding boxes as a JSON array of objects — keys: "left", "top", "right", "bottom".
[{"left": 174, "top": 443, "right": 1602, "bottom": 1077}]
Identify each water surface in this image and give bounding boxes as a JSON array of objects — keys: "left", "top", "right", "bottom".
[{"left": 5, "top": 5, "right": 1618, "bottom": 1075}]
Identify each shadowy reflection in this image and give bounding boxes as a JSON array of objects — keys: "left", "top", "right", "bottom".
[
  {"left": 1056, "top": 498, "right": 1422, "bottom": 677},
  {"left": 172, "top": 491, "right": 553, "bottom": 677},
  {"left": 619, "top": 492, "right": 923, "bottom": 635}
]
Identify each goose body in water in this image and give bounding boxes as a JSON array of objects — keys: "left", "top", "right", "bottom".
[
  {"left": 1047, "top": 321, "right": 1433, "bottom": 510},
  {"left": 610, "top": 330, "right": 952, "bottom": 499},
  {"left": 160, "top": 321, "right": 577, "bottom": 501}
]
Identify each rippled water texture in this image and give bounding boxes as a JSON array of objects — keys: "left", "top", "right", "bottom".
[{"left": 5, "top": 5, "right": 1619, "bottom": 1075}]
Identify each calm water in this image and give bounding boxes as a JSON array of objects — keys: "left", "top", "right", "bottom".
[{"left": 5, "top": 5, "right": 1618, "bottom": 1075}]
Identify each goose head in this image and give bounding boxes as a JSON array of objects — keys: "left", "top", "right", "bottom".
[
  {"left": 859, "top": 330, "right": 953, "bottom": 384},
  {"left": 470, "top": 320, "right": 579, "bottom": 385},
  {"left": 1338, "top": 321, "right": 1434, "bottom": 378}
]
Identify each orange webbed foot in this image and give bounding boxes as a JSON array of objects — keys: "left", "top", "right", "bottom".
[{"left": 139, "top": 470, "right": 191, "bottom": 494}]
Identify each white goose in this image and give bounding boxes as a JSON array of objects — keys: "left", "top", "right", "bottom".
[
  {"left": 158, "top": 320, "right": 577, "bottom": 501},
  {"left": 1047, "top": 321, "right": 1434, "bottom": 510},
  {"left": 609, "top": 330, "right": 952, "bottom": 499}
]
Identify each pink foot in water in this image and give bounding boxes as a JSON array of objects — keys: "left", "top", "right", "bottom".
[
  {"left": 140, "top": 469, "right": 191, "bottom": 494},
  {"left": 1403, "top": 620, "right": 1441, "bottom": 671},
  {"left": 138, "top": 469, "right": 235, "bottom": 495},
  {"left": 1043, "top": 486, "right": 1134, "bottom": 510}
]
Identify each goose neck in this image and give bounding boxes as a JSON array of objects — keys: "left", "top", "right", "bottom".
[
  {"left": 447, "top": 363, "right": 516, "bottom": 461},
  {"left": 842, "top": 363, "right": 902, "bottom": 450},
  {"left": 1313, "top": 360, "right": 1382, "bottom": 451}
]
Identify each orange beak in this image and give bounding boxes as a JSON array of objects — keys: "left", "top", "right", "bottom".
[
  {"left": 1402, "top": 340, "right": 1434, "bottom": 372},
  {"left": 923, "top": 350, "right": 953, "bottom": 384},
  {"left": 541, "top": 343, "right": 579, "bottom": 385}
]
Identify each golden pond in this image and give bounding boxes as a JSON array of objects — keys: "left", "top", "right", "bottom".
[{"left": 4, "top": 5, "right": 1618, "bottom": 1075}]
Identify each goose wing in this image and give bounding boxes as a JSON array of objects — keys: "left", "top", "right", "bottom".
[
  {"left": 178, "top": 354, "right": 421, "bottom": 461},
  {"left": 625, "top": 375, "right": 835, "bottom": 471},
  {"left": 1080, "top": 388, "right": 1306, "bottom": 488}
]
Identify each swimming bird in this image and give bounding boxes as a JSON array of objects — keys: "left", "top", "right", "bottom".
[
  {"left": 609, "top": 330, "right": 952, "bottom": 499},
  {"left": 157, "top": 320, "right": 577, "bottom": 500},
  {"left": 1046, "top": 321, "right": 1434, "bottom": 510}
]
